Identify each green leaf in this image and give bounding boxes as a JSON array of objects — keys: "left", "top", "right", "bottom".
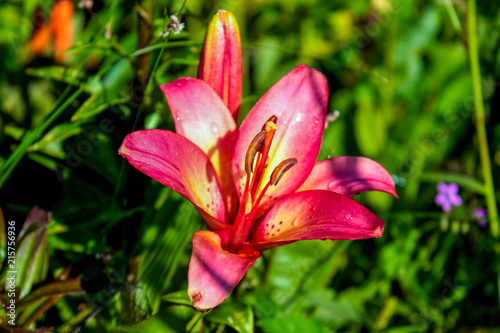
[
  {"left": 0, "top": 208, "right": 6, "bottom": 262},
  {"left": 161, "top": 290, "right": 192, "bottom": 307},
  {"left": 17, "top": 278, "right": 84, "bottom": 311},
  {"left": 27, "top": 152, "right": 59, "bottom": 172},
  {"left": 206, "top": 302, "right": 254, "bottom": 333},
  {"left": 10, "top": 208, "right": 51, "bottom": 298},
  {"left": 28, "top": 123, "right": 82, "bottom": 159},
  {"left": 71, "top": 89, "right": 130, "bottom": 122},
  {"left": 137, "top": 199, "right": 201, "bottom": 312},
  {"left": 260, "top": 314, "right": 332, "bottom": 333},
  {"left": 303, "top": 288, "right": 363, "bottom": 328},
  {"left": 111, "top": 306, "right": 197, "bottom": 333},
  {"left": 353, "top": 84, "right": 387, "bottom": 156},
  {"left": 25, "top": 66, "right": 87, "bottom": 88}
]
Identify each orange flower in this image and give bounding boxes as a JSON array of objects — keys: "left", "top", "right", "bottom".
[{"left": 29, "top": 0, "right": 74, "bottom": 62}]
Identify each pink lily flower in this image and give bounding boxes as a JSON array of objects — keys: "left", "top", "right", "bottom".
[
  {"left": 119, "top": 65, "right": 397, "bottom": 310},
  {"left": 119, "top": 11, "right": 397, "bottom": 311}
]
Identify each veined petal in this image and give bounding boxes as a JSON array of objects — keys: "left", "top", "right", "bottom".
[
  {"left": 297, "top": 156, "right": 398, "bottom": 197},
  {"left": 198, "top": 10, "right": 242, "bottom": 121},
  {"left": 161, "top": 78, "right": 238, "bottom": 219},
  {"left": 232, "top": 65, "right": 329, "bottom": 211},
  {"left": 119, "top": 129, "right": 226, "bottom": 229},
  {"left": 250, "top": 190, "right": 384, "bottom": 251},
  {"left": 188, "top": 230, "right": 260, "bottom": 310}
]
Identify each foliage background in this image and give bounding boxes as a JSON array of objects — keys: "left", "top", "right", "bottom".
[{"left": 0, "top": 0, "right": 499, "bottom": 331}]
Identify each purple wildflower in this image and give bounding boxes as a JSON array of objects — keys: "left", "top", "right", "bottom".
[
  {"left": 473, "top": 208, "right": 488, "bottom": 227},
  {"left": 435, "top": 182, "right": 462, "bottom": 212}
]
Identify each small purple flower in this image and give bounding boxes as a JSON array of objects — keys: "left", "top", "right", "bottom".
[
  {"left": 473, "top": 208, "right": 488, "bottom": 227},
  {"left": 435, "top": 182, "right": 462, "bottom": 212}
]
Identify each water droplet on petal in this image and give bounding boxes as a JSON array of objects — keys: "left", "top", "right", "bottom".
[
  {"left": 291, "top": 219, "right": 299, "bottom": 227},
  {"left": 345, "top": 213, "right": 352, "bottom": 220},
  {"left": 176, "top": 116, "right": 183, "bottom": 122},
  {"left": 328, "top": 181, "right": 338, "bottom": 191},
  {"left": 210, "top": 122, "right": 220, "bottom": 135}
]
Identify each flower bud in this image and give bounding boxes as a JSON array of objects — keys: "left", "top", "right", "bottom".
[{"left": 198, "top": 10, "right": 242, "bottom": 121}]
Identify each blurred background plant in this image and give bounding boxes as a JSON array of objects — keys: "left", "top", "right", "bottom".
[{"left": 0, "top": 0, "right": 499, "bottom": 331}]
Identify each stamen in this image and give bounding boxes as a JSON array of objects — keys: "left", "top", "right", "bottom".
[
  {"left": 238, "top": 158, "right": 296, "bottom": 245},
  {"left": 250, "top": 118, "right": 278, "bottom": 199},
  {"left": 245, "top": 130, "right": 266, "bottom": 174},
  {"left": 270, "top": 158, "right": 298, "bottom": 186},
  {"left": 230, "top": 115, "right": 281, "bottom": 253}
]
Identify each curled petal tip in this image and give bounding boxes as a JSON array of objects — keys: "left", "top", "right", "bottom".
[{"left": 298, "top": 156, "right": 398, "bottom": 198}]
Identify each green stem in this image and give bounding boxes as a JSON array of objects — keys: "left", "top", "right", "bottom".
[
  {"left": 467, "top": 0, "right": 500, "bottom": 302},
  {"left": 112, "top": 0, "right": 189, "bottom": 204},
  {"left": 443, "top": 0, "right": 462, "bottom": 33},
  {"left": 467, "top": 0, "right": 499, "bottom": 238},
  {"left": 0, "top": 87, "right": 84, "bottom": 189},
  {"left": 420, "top": 171, "right": 485, "bottom": 195}
]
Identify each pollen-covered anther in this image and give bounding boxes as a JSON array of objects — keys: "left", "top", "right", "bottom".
[
  {"left": 262, "top": 115, "right": 278, "bottom": 130},
  {"left": 263, "top": 119, "right": 277, "bottom": 133},
  {"left": 245, "top": 130, "right": 266, "bottom": 174},
  {"left": 270, "top": 158, "right": 298, "bottom": 186}
]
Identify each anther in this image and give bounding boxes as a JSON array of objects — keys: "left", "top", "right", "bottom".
[
  {"left": 245, "top": 130, "right": 266, "bottom": 174},
  {"left": 270, "top": 158, "right": 298, "bottom": 186},
  {"left": 264, "top": 120, "right": 277, "bottom": 133},
  {"left": 261, "top": 115, "right": 278, "bottom": 130}
]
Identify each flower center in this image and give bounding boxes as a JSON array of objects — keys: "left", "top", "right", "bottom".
[{"left": 229, "top": 116, "right": 297, "bottom": 252}]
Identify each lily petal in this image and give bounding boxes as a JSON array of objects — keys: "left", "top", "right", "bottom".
[
  {"left": 198, "top": 10, "right": 242, "bottom": 121},
  {"left": 119, "top": 129, "right": 226, "bottom": 229},
  {"left": 297, "top": 156, "right": 398, "bottom": 197},
  {"left": 161, "top": 78, "right": 238, "bottom": 219},
  {"left": 188, "top": 230, "right": 260, "bottom": 310},
  {"left": 250, "top": 190, "right": 384, "bottom": 251},
  {"left": 232, "top": 65, "right": 329, "bottom": 210}
]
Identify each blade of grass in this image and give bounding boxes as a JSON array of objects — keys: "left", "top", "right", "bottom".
[
  {"left": 467, "top": 0, "right": 500, "bottom": 306},
  {"left": 419, "top": 172, "right": 485, "bottom": 195}
]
